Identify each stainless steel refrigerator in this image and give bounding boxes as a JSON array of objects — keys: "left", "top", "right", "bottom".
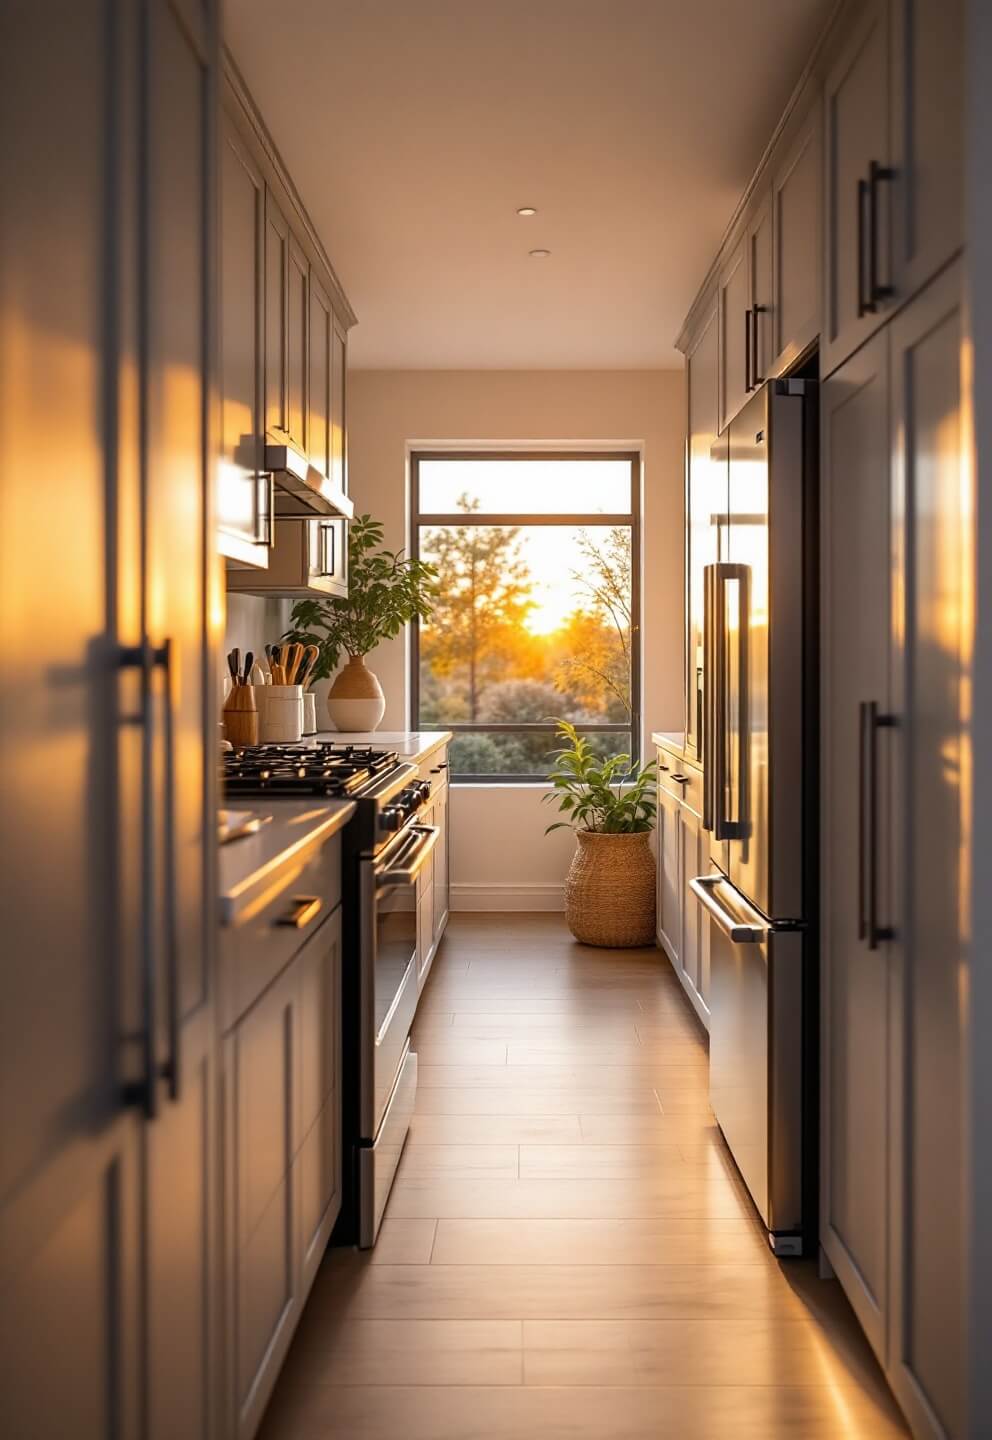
[{"left": 691, "top": 378, "right": 818, "bottom": 1256}]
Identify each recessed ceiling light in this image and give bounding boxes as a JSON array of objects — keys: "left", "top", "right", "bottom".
[
  {"left": 517, "top": 206, "right": 537, "bottom": 217},
  {"left": 529, "top": 248, "right": 551, "bottom": 258}
]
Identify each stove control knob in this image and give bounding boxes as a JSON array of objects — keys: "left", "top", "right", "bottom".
[
  {"left": 414, "top": 781, "right": 432, "bottom": 803},
  {"left": 380, "top": 806, "right": 404, "bottom": 832}
]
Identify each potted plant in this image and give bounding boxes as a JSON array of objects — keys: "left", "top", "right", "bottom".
[
  {"left": 543, "top": 719, "right": 658, "bottom": 947},
  {"left": 283, "top": 514, "right": 437, "bottom": 732}
]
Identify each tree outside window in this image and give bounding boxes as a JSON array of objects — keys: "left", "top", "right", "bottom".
[{"left": 411, "top": 454, "right": 640, "bottom": 781}]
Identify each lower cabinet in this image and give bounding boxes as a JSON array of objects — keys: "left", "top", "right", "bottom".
[
  {"left": 225, "top": 907, "right": 342, "bottom": 1440},
  {"left": 416, "top": 747, "right": 450, "bottom": 994},
  {"left": 432, "top": 779, "right": 450, "bottom": 948},
  {"left": 656, "top": 784, "right": 682, "bottom": 966},
  {"left": 821, "top": 262, "right": 968, "bottom": 1439},
  {"left": 656, "top": 749, "right": 710, "bottom": 1027}
]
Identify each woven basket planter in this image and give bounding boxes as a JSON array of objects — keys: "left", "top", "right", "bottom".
[{"left": 564, "top": 830, "right": 656, "bottom": 948}]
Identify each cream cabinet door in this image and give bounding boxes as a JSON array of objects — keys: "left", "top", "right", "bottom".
[
  {"left": 748, "top": 188, "right": 774, "bottom": 388},
  {"left": 820, "top": 326, "right": 891, "bottom": 1363},
  {"left": 889, "top": 0, "right": 963, "bottom": 304},
  {"left": 887, "top": 261, "right": 967, "bottom": 1440},
  {"left": 822, "top": 0, "right": 891, "bottom": 377},
  {"left": 219, "top": 116, "right": 268, "bottom": 567},
  {"left": 656, "top": 782, "right": 682, "bottom": 969},
  {"left": 771, "top": 97, "right": 822, "bottom": 375},
  {"left": 718, "top": 234, "right": 749, "bottom": 430},
  {"left": 685, "top": 296, "right": 721, "bottom": 762}
]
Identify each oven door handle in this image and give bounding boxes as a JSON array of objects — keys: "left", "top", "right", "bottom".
[{"left": 377, "top": 825, "right": 439, "bottom": 887}]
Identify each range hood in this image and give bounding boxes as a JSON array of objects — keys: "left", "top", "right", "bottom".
[{"left": 265, "top": 438, "right": 354, "bottom": 520}]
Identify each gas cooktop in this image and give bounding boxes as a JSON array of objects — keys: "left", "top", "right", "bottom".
[{"left": 223, "top": 742, "right": 401, "bottom": 797}]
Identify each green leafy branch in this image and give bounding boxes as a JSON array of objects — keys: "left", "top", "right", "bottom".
[{"left": 542, "top": 719, "right": 657, "bottom": 835}]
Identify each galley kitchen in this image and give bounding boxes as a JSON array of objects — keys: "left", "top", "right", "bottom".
[{"left": 2, "top": 3, "right": 989, "bottom": 1439}]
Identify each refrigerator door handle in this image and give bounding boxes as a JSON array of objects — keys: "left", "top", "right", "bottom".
[
  {"left": 703, "top": 564, "right": 718, "bottom": 832},
  {"left": 728, "top": 564, "right": 749, "bottom": 839},
  {"left": 704, "top": 562, "right": 750, "bottom": 841},
  {"left": 689, "top": 874, "right": 769, "bottom": 943}
]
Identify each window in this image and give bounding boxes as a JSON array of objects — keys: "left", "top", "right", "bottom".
[{"left": 411, "top": 452, "right": 640, "bottom": 782}]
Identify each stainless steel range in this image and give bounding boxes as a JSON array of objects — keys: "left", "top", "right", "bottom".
[{"left": 222, "top": 742, "right": 438, "bottom": 1246}]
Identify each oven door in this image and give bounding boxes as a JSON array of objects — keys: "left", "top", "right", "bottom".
[{"left": 360, "top": 823, "right": 438, "bottom": 1141}]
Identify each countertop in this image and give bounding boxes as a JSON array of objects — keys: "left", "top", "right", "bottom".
[
  {"left": 314, "top": 729, "right": 453, "bottom": 765},
  {"left": 218, "top": 799, "right": 355, "bottom": 926},
  {"left": 651, "top": 731, "right": 703, "bottom": 772},
  {"left": 651, "top": 730, "right": 688, "bottom": 753}
]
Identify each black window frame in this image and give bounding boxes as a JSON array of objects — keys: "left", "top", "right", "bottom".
[{"left": 409, "top": 450, "right": 642, "bottom": 784}]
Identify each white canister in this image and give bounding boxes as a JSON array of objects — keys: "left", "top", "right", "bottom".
[
  {"left": 253, "top": 683, "right": 269, "bottom": 734},
  {"left": 260, "top": 684, "right": 303, "bottom": 743},
  {"left": 302, "top": 691, "right": 317, "bottom": 736}
]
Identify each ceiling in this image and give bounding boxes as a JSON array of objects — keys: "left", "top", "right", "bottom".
[{"left": 225, "top": 0, "right": 833, "bottom": 369}]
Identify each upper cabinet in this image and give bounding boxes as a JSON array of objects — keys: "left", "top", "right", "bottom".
[
  {"left": 219, "top": 116, "right": 271, "bottom": 567},
  {"left": 220, "top": 56, "right": 356, "bottom": 589},
  {"left": 717, "top": 182, "right": 778, "bottom": 431},
  {"left": 888, "top": 0, "right": 963, "bottom": 303},
  {"left": 822, "top": 0, "right": 891, "bottom": 375},
  {"left": 286, "top": 235, "right": 309, "bottom": 453},
  {"left": 308, "top": 272, "right": 333, "bottom": 482},
  {"left": 822, "top": 0, "right": 963, "bottom": 376},
  {"left": 675, "top": 0, "right": 962, "bottom": 779},
  {"left": 717, "top": 233, "right": 749, "bottom": 430},
  {"left": 264, "top": 191, "right": 290, "bottom": 439},
  {"left": 684, "top": 294, "right": 720, "bottom": 761},
  {"left": 770, "top": 95, "right": 822, "bottom": 375},
  {"left": 748, "top": 187, "right": 774, "bottom": 388}
]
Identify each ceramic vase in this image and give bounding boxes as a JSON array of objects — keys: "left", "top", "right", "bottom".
[{"left": 326, "top": 654, "right": 386, "bottom": 733}]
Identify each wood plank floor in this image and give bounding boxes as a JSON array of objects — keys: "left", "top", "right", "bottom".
[{"left": 260, "top": 913, "right": 907, "bottom": 1439}]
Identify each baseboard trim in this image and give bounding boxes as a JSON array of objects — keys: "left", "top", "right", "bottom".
[{"left": 451, "top": 882, "right": 565, "bottom": 912}]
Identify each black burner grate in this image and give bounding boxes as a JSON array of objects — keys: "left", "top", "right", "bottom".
[{"left": 222, "top": 742, "right": 400, "bottom": 797}]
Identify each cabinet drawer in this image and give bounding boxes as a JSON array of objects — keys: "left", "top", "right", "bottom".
[
  {"left": 220, "top": 833, "right": 341, "bottom": 1031},
  {"left": 657, "top": 754, "right": 703, "bottom": 817},
  {"left": 417, "top": 746, "right": 449, "bottom": 795}
]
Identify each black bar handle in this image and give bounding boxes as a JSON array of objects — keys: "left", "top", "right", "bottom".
[
  {"left": 119, "top": 639, "right": 158, "bottom": 1118},
  {"left": 858, "top": 701, "right": 868, "bottom": 941},
  {"left": 752, "top": 304, "right": 766, "bottom": 385},
  {"left": 857, "top": 178, "right": 872, "bottom": 317},
  {"left": 868, "top": 160, "right": 896, "bottom": 308},
  {"left": 159, "top": 637, "right": 180, "bottom": 1102},
  {"left": 863, "top": 700, "right": 896, "bottom": 950},
  {"left": 744, "top": 307, "right": 753, "bottom": 393}
]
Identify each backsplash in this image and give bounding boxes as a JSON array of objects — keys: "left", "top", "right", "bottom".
[{"left": 223, "top": 593, "right": 291, "bottom": 688}]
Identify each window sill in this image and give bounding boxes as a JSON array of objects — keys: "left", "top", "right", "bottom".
[{"left": 449, "top": 779, "right": 558, "bottom": 790}]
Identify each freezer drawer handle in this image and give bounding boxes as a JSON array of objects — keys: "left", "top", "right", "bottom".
[
  {"left": 276, "top": 895, "right": 323, "bottom": 929},
  {"left": 689, "top": 875, "right": 768, "bottom": 944}
]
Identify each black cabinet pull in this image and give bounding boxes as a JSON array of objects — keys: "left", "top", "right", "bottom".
[
  {"left": 744, "top": 307, "right": 753, "bottom": 393},
  {"left": 118, "top": 637, "right": 178, "bottom": 1115},
  {"left": 859, "top": 700, "right": 896, "bottom": 950},
  {"left": 868, "top": 159, "right": 896, "bottom": 308},
  {"left": 751, "top": 304, "right": 765, "bottom": 385},
  {"left": 857, "top": 178, "right": 871, "bottom": 317}
]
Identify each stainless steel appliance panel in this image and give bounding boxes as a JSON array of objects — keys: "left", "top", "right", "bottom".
[
  {"left": 359, "top": 823, "right": 437, "bottom": 1139},
  {"left": 703, "top": 431, "right": 732, "bottom": 877},
  {"left": 694, "top": 873, "right": 803, "bottom": 1240},
  {"left": 360, "top": 1045, "right": 417, "bottom": 1247},
  {"left": 726, "top": 383, "right": 807, "bottom": 919}
]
